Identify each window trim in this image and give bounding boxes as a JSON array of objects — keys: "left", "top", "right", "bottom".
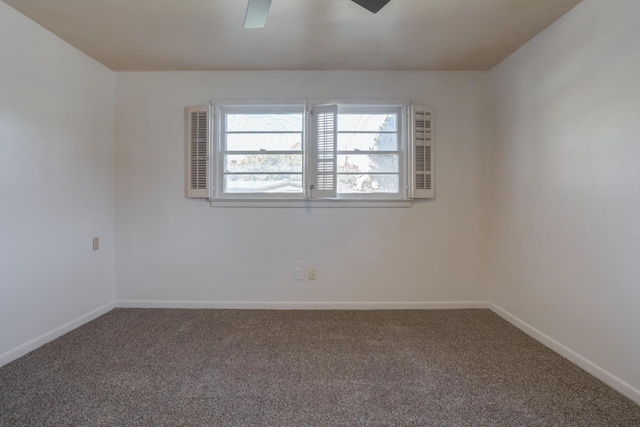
[
  {"left": 208, "top": 199, "right": 413, "bottom": 208},
  {"left": 207, "top": 98, "right": 416, "bottom": 206}
]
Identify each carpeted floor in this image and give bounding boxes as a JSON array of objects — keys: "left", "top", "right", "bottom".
[{"left": 0, "top": 309, "right": 639, "bottom": 426}]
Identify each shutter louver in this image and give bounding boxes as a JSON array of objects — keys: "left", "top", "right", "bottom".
[
  {"left": 309, "top": 105, "right": 338, "bottom": 198},
  {"left": 411, "top": 105, "right": 434, "bottom": 199},
  {"left": 186, "top": 106, "right": 210, "bottom": 198}
]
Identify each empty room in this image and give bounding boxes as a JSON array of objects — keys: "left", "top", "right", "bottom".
[{"left": 1, "top": 0, "right": 639, "bottom": 425}]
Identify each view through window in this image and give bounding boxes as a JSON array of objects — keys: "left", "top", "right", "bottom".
[
  {"left": 337, "top": 108, "right": 400, "bottom": 194},
  {"left": 216, "top": 103, "right": 404, "bottom": 199},
  {"left": 222, "top": 107, "right": 304, "bottom": 194}
]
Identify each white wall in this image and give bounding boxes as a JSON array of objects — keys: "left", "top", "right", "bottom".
[
  {"left": 115, "top": 71, "right": 491, "bottom": 306},
  {"left": 489, "top": 0, "right": 640, "bottom": 399},
  {"left": 0, "top": 2, "right": 116, "bottom": 363}
]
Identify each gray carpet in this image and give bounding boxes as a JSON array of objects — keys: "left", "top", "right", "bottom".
[{"left": 0, "top": 309, "right": 639, "bottom": 426}]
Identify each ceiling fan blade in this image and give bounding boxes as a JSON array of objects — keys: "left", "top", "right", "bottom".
[
  {"left": 244, "top": 0, "right": 272, "bottom": 29},
  {"left": 351, "top": 0, "right": 392, "bottom": 14}
]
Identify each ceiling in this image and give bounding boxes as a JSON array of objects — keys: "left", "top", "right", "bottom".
[{"left": 2, "top": 0, "right": 582, "bottom": 71}]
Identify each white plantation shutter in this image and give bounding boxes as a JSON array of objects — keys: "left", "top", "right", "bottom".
[
  {"left": 186, "top": 106, "right": 210, "bottom": 198},
  {"left": 309, "top": 105, "right": 338, "bottom": 198},
  {"left": 411, "top": 105, "right": 434, "bottom": 199}
]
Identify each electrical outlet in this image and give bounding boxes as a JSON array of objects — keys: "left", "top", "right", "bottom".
[
  {"left": 93, "top": 237, "right": 99, "bottom": 251},
  {"left": 294, "top": 268, "right": 302, "bottom": 280},
  {"left": 309, "top": 268, "right": 317, "bottom": 280}
]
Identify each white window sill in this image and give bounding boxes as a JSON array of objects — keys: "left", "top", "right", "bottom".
[{"left": 208, "top": 199, "right": 413, "bottom": 208}]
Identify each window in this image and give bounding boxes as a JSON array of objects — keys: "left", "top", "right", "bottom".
[
  {"left": 220, "top": 105, "right": 304, "bottom": 197},
  {"left": 186, "top": 100, "right": 433, "bottom": 205},
  {"left": 336, "top": 106, "right": 402, "bottom": 197}
]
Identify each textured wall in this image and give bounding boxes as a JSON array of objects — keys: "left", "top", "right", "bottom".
[
  {"left": 489, "top": 0, "right": 640, "bottom": 400},
  {"left": 0, "top": 2, "right": 116, "bottom": 362},
  {"left": 115, "top": 71, "right": 491, "bottom": 306}
]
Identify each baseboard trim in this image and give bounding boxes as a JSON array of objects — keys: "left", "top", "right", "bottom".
[
  {"left": 0, "top": 301, "right": 116, "bottom": 368},
  {"left": 489, "top": 303, "right": 640, "bottom": 405},
  {"left": 117, "top": 300, "right": 490, "bottom": 310}
]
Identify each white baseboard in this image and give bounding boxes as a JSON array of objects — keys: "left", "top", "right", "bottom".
[
  {"left": 489, "top": 303, "right": 640, "bottom": 405},
  {"left": 117, "top": 300, "right": 490, "bottom": 310},
  {"left": 0, "top": 301, "right": 115, "bottom": 368}
]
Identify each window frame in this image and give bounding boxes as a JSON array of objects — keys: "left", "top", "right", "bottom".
[
  {"left": 214, "top": 100, "right": 306, "bottom": 200},
  {"left": 208, "top": 98, "right": 413, "bottom": 206},
  {"left": 332, "top": 104, "right": 406, "bottom": 200}
]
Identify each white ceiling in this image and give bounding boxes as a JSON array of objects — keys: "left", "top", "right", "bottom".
[{"left": 2, "top": 0, "right": 582, "bottom": 71}]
